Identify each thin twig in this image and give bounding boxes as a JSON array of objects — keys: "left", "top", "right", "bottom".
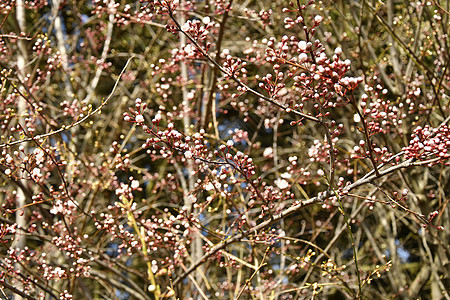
[
  {"left": 236, "top": 247, "right": 270, "bottom": 299},
  {"left": 0, "top": 56, "right": 135, "bottom": 148}
]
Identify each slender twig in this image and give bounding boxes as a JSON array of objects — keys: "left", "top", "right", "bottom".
[
  {"left": 236, "top": 247, "right": 270, "bottom": 299},
  {"left": 0, "top": 56, "right": 135, "bottom": 148},
  {"left": 348, "top": 92, "right": 380, "bottom": 177},
  {"left": 200, "top": 0, "right": 233, "bottom": 132},
  {"left": 83, "top": 12, "right": 115, "bottom": 103},
  {"left": 331, "top": 186, "right": 362, "bottom": 298},
  {"left": 433, "top": 0, "right": 450, "bottom": 15},
  {"left": 322, "top": 122, "right": 336, "bottom": 187}
]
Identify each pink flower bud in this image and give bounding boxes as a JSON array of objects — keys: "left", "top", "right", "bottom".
[
  {"left": 314, "top": 15, "right": 323, "bottom": 24},
  {"left": 298, "top": 41, "right": 307, "bottom": 51},
  {"left": 299, "top": 53, "right": 308, "bottom": 62},
  {"left": 184, "top": 151, "right": 193, "bottom": 159},
  {"left": 135, "top": 115, "right": 144, "bottom": 123}
]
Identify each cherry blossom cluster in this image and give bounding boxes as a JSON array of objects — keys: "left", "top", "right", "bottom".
[
  {"left": 124, "top": 108, "right": 295, "bottom": 223},
  {"left": 31, "top": 35, "right": 51, "bottom": 55},
  {"left": 1, "top": 145, "right": 57, "bottom": 183},
  {"left": 228, "top": 128, "right": 249, "bottom": 145},
  {"left": 0, "top": 2, "right": 13, "bottom": 13},
  {"left": 92, "top": 0, "right": 120, "bottom": 15},
  {"left": 308, "top": 138, "right": 332, "bottom": 163},
  {"left": 359, "top": 82, "right": 405, "bottom": 135},
  {"left": 173, "top": 43, "right": 205, "bottom": 62},
  {"left": 0, "top": 33, "right": 33, "bottom": 60},
  {"left": 23, "top": 0, "right": 48, "bottom": 10},
  {"left": 118, "top": 3, "right": 155, "bottom": 26},
  {"left": 0, "top": 223, "right": 15, "bottom": 243},
  {"left": 49, "top": 199, "right": 78, "bottom": 215},
  {"left": 94, "top": 0, "right": 180, "bottom": 26},
  {"left": 259, "top": 20, "right": 363, "bottom": 116},
  {"left": 109, "top": 141, "right": 131, "bottom": 170},
  {"left": 1, "top": 248, "right": 37, "bottom": 293},
  {"left": 0, "top": 38, "right": 7, "bottom": 58},
  {"left": 1, "top": 224, "right": 91, "bottom": 297},
  {"left": 243, "top": 7, "right": 273, "bottom": 29},
  {"left": 84, "top": 23, "right": 108, "bottom": 51},
  {"left": 60, "top": 99, "right": 89, "bottom": 117},
  {"left": 284, "top": 155, "right": 313, "bottom": 186},
  {"left": 124, "top": 101, "right": 218, "bottom": 164},
  {"left": 48, "top": 234, "right": 92, "bottom": 278},
  {"left": 403, "top": 76, "right": 426, "bottom": 113},
  {"left": 123, "top": 97, "right": 147, "bottom": 124},
  {"left": 351, "top": 139, "right": 393, "bottom": 164},
  {"left": 403, "top": 124, "right": 450, "bottom": 164},
  {"left": 96, "top": 198, "right": 197, "bottom": 269},
  {"left": 180, "top": 19, "right": 215, "bottom": 42},
  {"left": 223, "top": 56, "right": 247, "bottom": 80}
]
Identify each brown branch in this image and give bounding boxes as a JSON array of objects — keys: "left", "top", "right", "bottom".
[{"left": 0, "top": 280, "right": 37, "bottom": 300}]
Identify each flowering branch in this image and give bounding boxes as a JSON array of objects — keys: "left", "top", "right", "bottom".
[{"left": 0, "top": 56, "right": 134, "bottom": 148}]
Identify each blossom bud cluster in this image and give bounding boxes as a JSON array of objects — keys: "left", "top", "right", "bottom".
[
  {"left": 110, "top": 141, "right": 131, "bottom": 170},
  {"left": 169, "top": 43, "right": 204, "bottom": 61},
  {"left": 223, "top": 56, "right": 247, "bottom": 79},
  {"left": 403, "top": 125, "right": 450, "bottom": 164},
  {"left": 360, "top": 80, "right": 405, "bottom": 135},
  {"left": 243, "top": 8, "right": 273, "bottom": 29},
  {"left": 351, "top": 139, "right": 392, "bottom": 164},
  {"left": 1, "top": 145, "right": 58, "bottom": 183},
  {"left": 123, "top": 98, "right": 148, "bottom": 124},
  {"left": 93, "top": 0, "right": 171, "bottom": 25},
  {"left": 32, "top": 35, "right": 51, "bottom": 55},
  {"left": 261, "top": 29, "right": 362, "bottom": 115},
  {"left": 180, "top": 19, "right": 215, "bottom": 42}
]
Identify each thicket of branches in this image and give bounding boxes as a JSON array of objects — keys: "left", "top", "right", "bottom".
[{"left": 0, "top": 0, "right": 449, "bottom": 299}]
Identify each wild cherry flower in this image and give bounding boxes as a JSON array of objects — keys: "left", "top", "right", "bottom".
[
  {"left": 298, "top": 40, "right": 307, "bottom": 51},
  {"left": 275, "top": 178, "right": 289, "bottom": 189},
  {"left": 299, "top": 53, "right": 308, "bottom": 62},
  {"left": 131, "top": 180, "right": 140, "bottom": 189},
  {"left": 135, "top": 114, "right": 144, "bottom": 123},
  {"left": 314, "top": 15, "right": 323, "bottom": 24},
  {"left": 184, "top": 150, "right": 193, "bottom": 159}
]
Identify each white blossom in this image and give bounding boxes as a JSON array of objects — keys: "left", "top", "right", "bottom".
[
  {"left": 299, "top": 53, "right": 308, "bottom": 62},
  {"left": 314, "top": 15, "right": 323, "bottom": 23},
  {"left": 275, "top": 178, "right": 289, "bottom": 189},
  {"left": 131, "top": 180, "right": 140, "bottom": 189},
  {"left": 184, "top": 150, "right": 193, "bottom": 159},
  {"left": 298, "top": 41, "right": 307, "bottom": 51},
  {"left": 135, "top": 115, "right": 144, "bottom": 123}
]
